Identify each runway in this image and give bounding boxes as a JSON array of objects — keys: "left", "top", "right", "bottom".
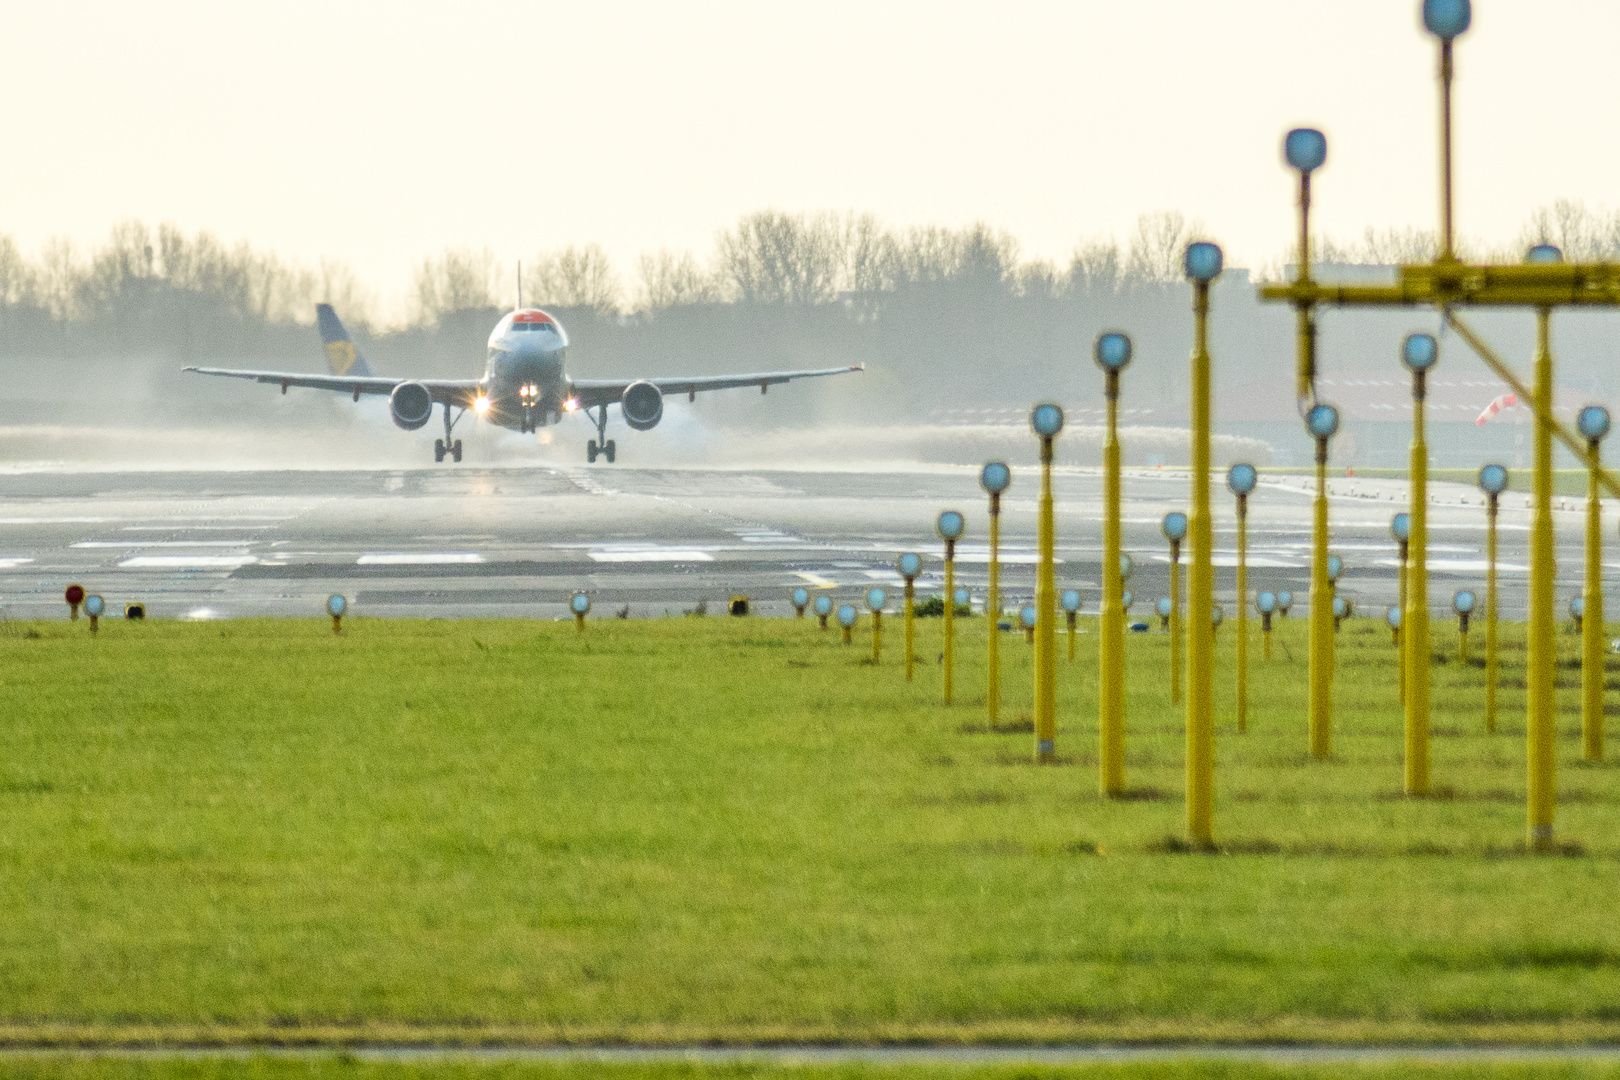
[{"left": 0, "top": 462, "right": 1599, "bottom": 622}]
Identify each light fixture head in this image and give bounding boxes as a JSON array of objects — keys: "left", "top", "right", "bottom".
[
  {"left": 1327, "top": 554, "right": 1344, "bottom": 582},
  {"left": 791, "top": 586, "right": 810, "bottom": 608},
  {"left": 1161, "top": 512, "right": 1188, "bottom": 543},
  {"left": 1277, "top": 590, "right": 1293, "bottom": 611},
  {"left": 1477, "top": 463, "right": 1509, "bottom": 496},
  {"left": 326, "top": 593, "right": 347, "bottom": 618},
  {"left": 1020, "top": 604, "right": 1037, "bottom": 629},
  {"left": 865, "top": 587, "right": 887, "bottom": 612},
  {"left": 1030, "top": 402, "right": 1065, "bottom": 438},
  {"left": 1156, "top": 597, "right": 1172, "bottom": 617},
  {"left": 1577, "top": 405, "right": 1611, "bottom": 442},
  {"left": 1305, "top": 402, "right": 1340, "bottom": 440},
  {"left": 1184, "top": 241, "right": 1223, "bottom": 284},
  {"left": 837, "top": 603, "right": 858, "bottom": 628},
  {"left": 980, "top": 460, "right": 1012, "bottom": 494},
  {"left": 896, "top": 552, "right": 922, "bottom": 579},
  {"left": 1391, "top": 512, "right": 1411, "bottom": 542},
  {"left": 954, "top": 586, "right": 971, "bottom": 608},
  {"left": 935, "top": 509, "right": 966, "bottom": 542},
  {"left": 1422, "top": 0, "right": 1471, "bottom": 41},
  {"left": 1400, "top": 332, "right": 1439, "bottom": 373},
  {"left": 1061, "top": 589, "right": 1081, "bottom": 613},
  {"left": 1256, "top": 591, "right": 1277, "bottom": 614},
  {"left": 570, "top": 592, "right": 591, "bottom": 615},
  {"left": 1386, "top": 605, "right": 1402, "bottom": 629},
  {"left": 1453, "top": 589, "right": 1476, "bottom": 614},
  {"left": 1526, "top": 243, "right": 1564, "bottom": 265},
  {"left": 1571, "top": 595, "right": 1586, "bottom": 617},
  {"left": 1332, "top": 596, "right": 1348, "bottom": 618},
  {"left": 1283, "top": 127, "right": 1328, "bottom": 173},
  {"left": 813, "top": 595, "right": 833, "bottom": 616},
  {"left": 1121, "top": 589, "right": 1134, "bottom": 610},
  {"left": 1226, "top": 462, "right": 1258, "bottom": 496},
  {"left": 1119, "top": 552, "right": 1134, "bottom": 580},
  {"left": 1094, "top": 331, "right": 1132, "bottom": 372}
]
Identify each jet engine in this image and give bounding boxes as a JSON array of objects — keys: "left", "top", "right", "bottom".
[
  {"left": 389, "top": 381, "right": 434, "bottom": 431},
  {"left": 620, "top": 380, "right": 663, "bottom": 431}
]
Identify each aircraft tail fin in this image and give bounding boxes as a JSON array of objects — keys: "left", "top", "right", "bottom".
[{"left": 316, "top": 303, "right": 372, "bottom": 377}]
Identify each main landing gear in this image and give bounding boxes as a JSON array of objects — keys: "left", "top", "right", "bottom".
[
  {"left": 585, "top": 403, "right": 615, "bottom": 463},
  {"left": 434, "top": 402, "right": 464, "bottom": 463}
]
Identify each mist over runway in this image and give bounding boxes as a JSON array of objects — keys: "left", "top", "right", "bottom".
[{"left": 0, "top": 461, "right": 1595, "bottom": 624}]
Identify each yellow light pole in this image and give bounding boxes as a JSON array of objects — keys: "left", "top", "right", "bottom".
[
  {"left": 1391, "top": 512, "right": 1410, "bottom": 705},
  {"left": 1528, "top": 244, "right": 1561, "bottom": 850},
  {"left": 1095, "top": 331, "right": 1133, "bottom": 797},
  {"left": 1184, "top": 239, "right": 1223, "bottom": 848},
  {"left": 570, "top": 591, "right": 591, "bottom": 631},
  {"left": 866, "top": 587, "right": 886, "bottom": 663},
  {"left": 837, "top": 603, "right": 857, "bottom": 645},
  {"left": 1477, "top": 464, "right": 1509, "bottom": 734},
  {"left": 791, "top": 586, "right": 810, "bottom": 619},
  {"left": 1304, "top": 403, "right": 1340, "bottom": 759},
  {"left": 1257, "top": 591, "right": 1276, "bottom": 660},
  {"left": 1030, "top": 403, "right": 1065, "bottom": 764},
  {"left": 1062, "top": 589, "right": 1081, "bottom": 661},
  {"left": 980, "top": 461, "right": 1012, "bottom": 725},
  {"left": 1386, "top": 605, "right": 1402, "bottom": 648},
  {"left": 813, "top": 594, "right": 833, "bottom": 629},
  {"left": 1453, "top": 589, "right": 1476, "bottom": 664},
  {"left": 1400, "top": 331, "right": 1440, "bottom": 796},
  {"left": 1576, "top": 405, "right": 1612, "bottom": 759},
  {"left": 896, "top": 553, "right": 922, "bottom": 681},
  {"left": 1161, "top": 511, "right": 1188, "bottom": 705},
  {"left": 1228, "top": 462, "right": 1258, "bottom": 732},
  {"left": 936, "top": 510, "right": 965, "bottom": 704}
]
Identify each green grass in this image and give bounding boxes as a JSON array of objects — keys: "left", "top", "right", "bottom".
[{"left": 1, "top": 613, "right": 1618, "bottom": 1047}]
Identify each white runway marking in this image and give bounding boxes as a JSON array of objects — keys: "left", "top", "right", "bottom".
[
  {"left": 74, "top": 541, "right": 257, "bottom": 549},
  {"left": 118, "top": 555, "right": 258, "bottom": 568},
  {"left": 357, "top": 553, "right": 485, "bottom": 565},
  {"left": 588, "top": 549, "right": 715, "bottom": 562}
]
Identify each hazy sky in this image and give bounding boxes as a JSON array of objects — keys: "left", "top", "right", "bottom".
[{"left": 3, "top": 1, "right": 1615, "bottom": 314}]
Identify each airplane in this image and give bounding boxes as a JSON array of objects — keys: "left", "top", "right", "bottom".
[{"left": 185, "top": 303, "right": 863, "bottom": 463}]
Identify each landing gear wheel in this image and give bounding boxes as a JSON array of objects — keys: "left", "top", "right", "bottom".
[
  {"left": 587, "top": 440, "right": 598, "bottom": 463},
  {"left": 604, "top": 439, "right": 616, "bottom": 464},
  {"left": 451, "top": 440, "right": 462, "bottom": 463},
  {"left": 434, "top": 439, "right": 446, "bottom": 463}
]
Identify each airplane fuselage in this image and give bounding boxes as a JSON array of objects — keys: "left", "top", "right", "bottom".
[{"left": 480, "top": 308, "right": 573, "bottom": 431}]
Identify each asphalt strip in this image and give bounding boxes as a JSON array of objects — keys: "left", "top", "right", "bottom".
[{"left": 8, "top": 1045, "right": 1620, "bottom": 1065}]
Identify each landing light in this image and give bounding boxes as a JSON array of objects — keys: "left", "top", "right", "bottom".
[
  {"left": 474, "top": 396, "right": 491, "bottom": 415},
  {"left": 563, "top": 397, "right": 580, "bottom": 413}
]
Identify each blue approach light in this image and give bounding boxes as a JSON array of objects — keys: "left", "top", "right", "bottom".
[
  {"left": 1030, "top": 403, "right": 1064, "bottom": 438},
  {"left": 1119, "top": 553, "right": 1134, "bottom": 580},
  {"left": 1227, "top": 462, "right": 1258, "bottom": 496},
  {"left": 1184, "top": 241, "right": 1223, "bottom": 283},
  {"left": 1401, "top": 332, "right": 1439, "bottom": 372},
  {"left": 1332, "top": 596, "right": 1349, "bottom": 619},
  {"left": 1257, "top": 591, "right": 1277, "bottom": 615},
  {"left": 813, "top": 595, "right": 833, "bottom": 617},
  {"left": 1156, "top": 597, "right": 1173, "bottom": 617},
  {"left": 1422, "top": 0, "right": 1471, "bottom": 40},
  {"left": 1327, "top": 554, "right": 1344, "bottom": 582},
  {"left": 1387, "top": 606, "right": 1402, "bottom": 629},
  {"left": 1305, "top": 403, "right": 1340, "bottom": 440},
  {"left": 1478, "top": 463, "right": 1509, "bottom": 496},
  {"left": 1391, "top": 512, "right": 1411, "bottom": 543},
  {"left": 954, "top": 586, "right": 971, "bottom": 608},
  {"left": 936, "top": 509, "right": 966, "bottom": 541},
  {"left": 980, "top": 460, "right": 1012, "bottom": 494},
  {"left": 1161, "top": 512, "right": 1189, "bottom": 543},
  {"left": 1094, "top": 331, "right": 1133, "bottom": 372},
  {"left": 1020, "top": 605, "right": 1037, "bottom": 629},
  {"left": 570, "top": 592, "right": 591, "bottom": 615},
  {"left": 866, "top": 587, "right": 887, "bottom": 612},
  {"left": 1212, "top": 606, "right": 1224, "bottom": 628},
  {"left": 84, "top": 594, "right": 105, "bottom": 618},
  {"left": 1061, "top": 589, "right": 1081, "bottom": 613},
  {"left": 1577, "top": 405, "right": 1612, "bottom": 442},
  {"left": 1454, "top": 589, "right": 1477, "bottom": 614},
  {"left": 1122, "top": 589, "right": 1134, "bottom": 611},
  {"left": 326, "top": 593, "right": 347, "bottom": 618},
  {"left": 1277, "top": 590, "right": 1294, "bottom": 612},
  {"left": 791, "top": 586, "right": 810, "bottom": 608},
  {"left": 1571, "top": 595, "right": 1586, "bottom": 618},
  {"left": 1526, "top": 243, "right": 1564, "bottom": 265},
  {"left": 837, "top": 603, "right": 858, "bottom": 628},
  {"left": 1283, "top": 127, "right": 1328, "bottom": 173},
  {"left": 896, "top": 552, "right": 922, "bottom": 578}
]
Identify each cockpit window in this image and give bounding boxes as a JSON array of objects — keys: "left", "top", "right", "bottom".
[{"left": 512, "top": 322, "right": 531, "bottom": 332}]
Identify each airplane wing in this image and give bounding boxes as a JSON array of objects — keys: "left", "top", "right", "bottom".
[
  {"left": 569, "top": 364, "right": 863, "bottom": 408},
  {"left": 184, "top": 367, "right": 483, "bottom": 406}
]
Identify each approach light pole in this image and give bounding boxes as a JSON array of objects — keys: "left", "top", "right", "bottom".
[
  {"left": 897, "top": 552, "right": 922, "bottom": 681},
  {"left": 981, "top": 461, "right": 1012, "bottom": 727},
  {"left": 1030, "top": 403, "right": 1065, "bottom": 764},
  {"left": 1477, "top": 464, "right": 1508, "bottom": 734},
  {"left": 866, "top": 587, "right": 886, "bottom": 663},
  {"left": 1257, "top": 591, "right": 1277, "bottom": 660},
  {"left": 1184, "top": 239, "right": 1223, "bottom": 847},
  {"left": 1401, "top": 331, "right": 1440, "bottom": 796},
  {"left": 1454, "top": 589, "right": 1476, "bottom": 664},
  {"left": 1161, "top": 511, "right": 1189, "bottom": 705},
  {"left": 1062, "top": 589, "right": 1081, "bottom": 662},
  {"left": 1577, "top": 404, "right": 1611, "bottom": 759},
  {"left": 936, "top": 510, "right": 965, "bottom": 704},
  {"left": 1305, "top": 402, "right": 1340, "bottom": 759},
  {"left": 1228, "top": 462, "right": 1258, "bottom": 732},
  {"left": 1095, "top": 331, "right": 1132, "bottom": 797},
  {"left": 1391, "top": 511, "right": 1411, "bottom": 705}
]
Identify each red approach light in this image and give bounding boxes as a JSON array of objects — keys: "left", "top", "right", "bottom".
[{"left": 64, "top": 584, "right": 85, "bottom": 606}]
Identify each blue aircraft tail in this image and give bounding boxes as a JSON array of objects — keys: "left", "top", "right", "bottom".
[{"left": 316, "top": 303, "right": 372, "bottom": 377}]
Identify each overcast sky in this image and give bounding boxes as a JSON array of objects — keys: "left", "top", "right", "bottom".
[{"left": 3, "top": 1, "right": 1614, "bottom": 312}]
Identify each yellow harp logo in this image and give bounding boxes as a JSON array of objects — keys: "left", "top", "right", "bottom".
[{"left": 325, "top": 340, "right": 357, "bottom": 375}]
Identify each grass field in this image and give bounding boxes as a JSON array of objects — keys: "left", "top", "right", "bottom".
[{"left": 1, "top": 610, "right": 1618, "bottom": 1051}]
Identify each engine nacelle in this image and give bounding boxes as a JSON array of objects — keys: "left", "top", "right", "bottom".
[
  {"left": 620, "top": 380, "right": 663, "bottom": 431},
  {"left": 390, "top": 381, "right": 434, "bottom": 431}
]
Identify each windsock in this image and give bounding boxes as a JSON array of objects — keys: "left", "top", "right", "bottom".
[{"left": 1476, "top": 393, "right": 1517, "bottom": 426}]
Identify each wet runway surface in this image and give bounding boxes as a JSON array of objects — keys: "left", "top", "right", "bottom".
[{"left": 0, "top": 463, "right": 1599, "bottom": 621}]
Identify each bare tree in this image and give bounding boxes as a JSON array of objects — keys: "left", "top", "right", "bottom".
[
  {"left": 1520, "top": 200, "right": 1620, "bottom": 261},
  {"left": 525, "top": 245, "right": 620, "bottom": 314},
  {"left": 635, "top": 248, "right": 716, "bottom": 312},
  {"left": 0, "top": 235, "right": 35, "bottom": 308},
  {"left": 319, "top": 257, "right": 374, "bottom": 325},
  {"left": 1126, "top": 211, "right": 1199, "bottom": 284},
  {"left": 1065, "top": 237, "right": 1123, "bottom": 295},
  {"left": 37, "top": 237, "right": 80, "bottom": 324},
  {"left": 715, "top": 211, "right": 845, "bottom": 304},
  {"left": 413, "top": 247, "right": 499, "bottom": 324}
]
